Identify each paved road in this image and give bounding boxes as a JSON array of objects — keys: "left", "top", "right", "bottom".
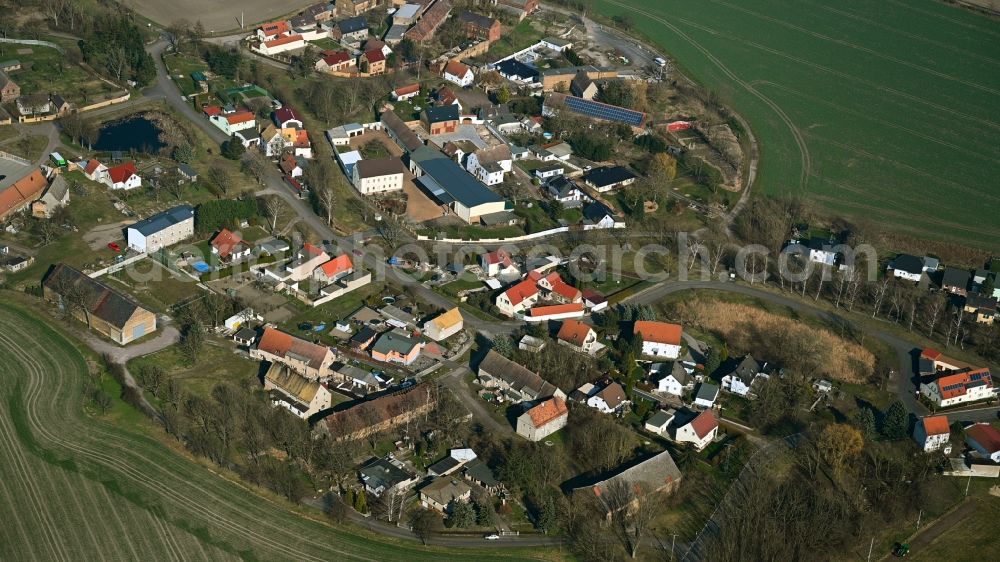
[{"left": 440, "top": 365, "right": 513, "bottom": 436}]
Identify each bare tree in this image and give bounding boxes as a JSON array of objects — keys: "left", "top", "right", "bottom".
[
  {"left": 205, "top": 165, "right": 232, "bottom": 196},
  {"left": 870, "top": 277, "right": 891, "bottom": 318},
  {"left": 261, "top": 196, "right": 282, "bottom": 233},
  {"left": 240, "top": 151, "right": 268, "bottom": 186},
  {"left": 599, "top": 479, "right": 662, "bottom": 559},
  {"left": 923, "top": 292, "right": 946, "bottom": 338},
  {"left": 107, "top": 46, "right": 129, "bottom": 83}
]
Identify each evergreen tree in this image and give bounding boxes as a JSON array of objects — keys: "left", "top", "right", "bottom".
[
  {"left": 447, "top": 499, "right": 475, "bottom": 528},
  {"left": 221, "top": 136, "right": 245, "bottom": 160},
  {"left": 353, "top": 490, "right": 368, "bottom": 513},
  {"left": 704, "top": 347, "right": 722, "bottom": 376},
  {"left": 882, "top": 399, "right": 908, "bottom": 439},
  {"left": 853, "top": 406, "right": 876, "bottom": 440}
]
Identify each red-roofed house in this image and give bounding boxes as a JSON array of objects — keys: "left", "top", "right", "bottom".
[
  {"left": 525, "top": 302, "right": 585, "bottom": 322},
  {"left": 557, "top": 319, "right": 600, "bottom": 354},
  {"left": 314, "top": 254, "right": 354, "bottom": 284},
  {"left": 920, "top": 366, "right": 993, "bottom": 407},
  {"left": 211, "top": 228, "right": 251, "bottom": 261},
  {"left": 913, "top": 415, "right": 951, "bottom": 452},
  {"left": 480, "top": 249, "right": 519, "bottom": 277},
  {"left": 674, "top": 410, "right": 718, "bottom": 451},
  {"left": 202, "top": 105, "right": 223, "bottom": 117},
  {"left": 250, "top": 327, "right": 335, "bottom": 380},
  {"left": 257, "top": 20, "right": 291, "bottom": 40},
  {"left": 392, "top": 83, "right": 420, "bottom": 102},
  {"left": 106, "top": 162, "right": 142, "bottom": 190},
  {"left": 496, "top": 277, "right": 540, "bottom": 316},
  {"left": 634, "top": 321, "right": 683, "bottom": 359},
  {"left": 0, "top": 169, "right": 48, "bottom": 220},
  {"left": 537, "top": 272, "right": 581, "bottom": 303},
  {"left": 516, "top": 397, "right": 568, "bottom": 441},
  {"left": 316, "top": 51, "right": 355, "bottom": 72},
  {"left": 965, "top": 423, "right": 1000, "bottom": 463},
  {"left": 274, "top": 107, "right": 304, "bottom": 129},
  {"left": 443, "top": 60, "right": 474, "bottom": 87},
  {"left": 210, "top": 110, "right": 257, "bottom": 136},
  {"left": 436, "top": 86, "right": 461, "bottom": 109},
  {"left": 362, "top": 49, "right": 386, "bottom": 75}
]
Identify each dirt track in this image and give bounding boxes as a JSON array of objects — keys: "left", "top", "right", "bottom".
[{"left": 121, "top": 0, "right": 315, "bottom": 32}]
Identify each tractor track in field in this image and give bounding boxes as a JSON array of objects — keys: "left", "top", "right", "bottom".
[
  {"left": 884, "top": 0, "right": 1000, "bottom": 38},
  {"left": 605, "top": 0, "right": 814, "bottom": 191}
]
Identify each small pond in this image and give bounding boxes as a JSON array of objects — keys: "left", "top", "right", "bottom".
[{"left": 94, "top": 115, "right": 165, "bottom": 154}]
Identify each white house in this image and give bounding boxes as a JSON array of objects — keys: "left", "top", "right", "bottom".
[
  {"left": 918, "top": 350, "right": 993, "bottom": 408},
  {"left": 534, "top": 163, "right": 564, "bottom": 179},
  {"left": 495, "top": 277, "right": 540, "bottom": 316},
  {"left": 516, "top": 397, "right": 568, "bottom": 441},
  {"left": 392, "top": 83, "right": 420, "bottom": 101},
  {"left": 210, "top": 111, "right": 257, "bottom": 136},
  {"left": 125, "top": 205, "right": 194, "bottom": 253},
  {"left": 256, "top": 34, "right": 306, "bottom": 55},
  {"left": 556, "top": 319, "right": 601, "bottom": 355},
  {"left": 586, "top": 382, "right": 628, "bottom": 414},
  {"left": 634, "top": 321, "right": 682, "bottom": 359},
  {"left": 888, "top": 254, "right": 925, "bottom": 282},
  {"left": 82, "top": 159, "right": 109, "bottom": 183},
  {"left": 912, "top": 415, "right": 950, "bottom": 453},
  {"left": 443, "top": 60, "right": 474, "bottom": 87},
  {"left": 719, "top": 355, "right": 770, "bottom": 398},
  {"left": 694, "top": 383, "right": 720, "bottom": 409},
  {"left": 651, "top": 362, "right": 693, "bottom": 397},
  {"left": 106, "top": 162, "right": 142, "bottom": 191},
  {"left": 545, "top": 176, "right": 586, "bottom": 204},
  {"left": 466, "top": 145, "right": 513, "bottom": 186},
  {"left": 422, "top": 307, "right": 464, "bottom": 341},
  {"left": 674, "top": 410, "right": 718, "bottom": 451},
  {"left": 480, "top": 249, "right": 519, "bottom": 278},
  {"left": 352, "top": 158, "right": 406, "bottom": 194}
]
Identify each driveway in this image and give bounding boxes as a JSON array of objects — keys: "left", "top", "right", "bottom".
[{"left": 440, "top": 365, "right": 513, "bottom": 436}]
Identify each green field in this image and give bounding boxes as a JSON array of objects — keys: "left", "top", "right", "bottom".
[
  {"left": 0, "top": 302, "right": 555, "bottom": 561},
  {"left": 590, "top": 0, "right": 1000, "bottom": 249}
]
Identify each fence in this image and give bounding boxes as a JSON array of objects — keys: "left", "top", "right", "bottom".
[
  {"left": 0, "top": 37, "right": 65, "bottom": 53},
  {"left": 415, "top": 223, "right": 624, "bottom": 244},
  {"left": 0, "top": 150, "right": 30, "bottom": 166},
  {"left": 88, "top": 252, "right": 148, "bottom": 278},
  {"left": 16, "top": 91, "right": 131, "bottom": 124}
]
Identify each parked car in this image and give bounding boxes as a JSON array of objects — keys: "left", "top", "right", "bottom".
[{"left": 484, "top": 534, "right": 500, "bottom": 541}]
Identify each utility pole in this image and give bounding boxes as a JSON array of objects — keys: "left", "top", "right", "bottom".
[{"left": 866, "top": 537, "right": 874, "bottom": 562}]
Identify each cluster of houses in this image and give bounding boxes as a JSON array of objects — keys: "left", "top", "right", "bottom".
[
  {"left": 358, "top": 445, "right": 503, "bottom": 516},
  {"left": 912, "top": 414, "right": 1000, "bottom": 468},
  {"left": 257, "top": 241, "right": 373, "bottom": 307},
  {"left": 0, "top": 166, "right": 70, "bottom": 223},
  {"left": 888, "top": 254, "right": 998, "bottom": 325},
  {"left": 0, "top": 61, "right": 74, "bottom": 117},
  {"left": 202, "top": 103, "right": 314, "bottom": 179}
]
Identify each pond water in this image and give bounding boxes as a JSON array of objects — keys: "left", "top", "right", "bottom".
[{"left": 94, "top": 116, "right": 165, "bottom": 154}]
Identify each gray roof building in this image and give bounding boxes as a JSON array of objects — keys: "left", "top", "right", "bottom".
[
  {"left": 128, "top": 204, "right": 194, "bottom": 237},
  {"left": 410, "top": 147, "right": 505, "bottom": 208}
]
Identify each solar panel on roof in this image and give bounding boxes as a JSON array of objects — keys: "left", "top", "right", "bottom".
[{"left": 563, "top": 96, "right": 645, "bottom": 127}]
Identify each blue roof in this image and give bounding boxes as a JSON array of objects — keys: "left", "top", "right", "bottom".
[
  {"left": 128, "top": 205, "right": 194, "bottom": 237},
  {"left": 411, "top": 147, "right": 504, "bottom": 208},
  {"left": 562, "top": 95, "right": 646, "bottom": 127},
  {"left": 339, "top": 16, "right": 368, "bottom": 34}
]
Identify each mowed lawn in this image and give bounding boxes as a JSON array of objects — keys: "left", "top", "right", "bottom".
[
  {"left": 0, "top": 302, "right": 560, "bottom": 561},
  {"left": 590, "top": 0, "right": 1000, "bottom": 249}
]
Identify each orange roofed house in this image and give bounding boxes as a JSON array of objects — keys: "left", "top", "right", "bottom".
[
  {"left": 210, "top": 110, "right": 257, "bottom": 136},
  {"left": 0, "top": 168, "right": 48, "bottom": 221},
  {"left": 918, "top": 348, "right": 993, "bottom": 408},
  {"left": 634, "top": 321, "right": 683, "bottom": 360},
  {"left": 913, "top": 415, "right": 951, "bottom": 453},
  {"left": 250, "top": 327, "right": 335, "bottom": 380},
  {"left": 495, "top": 277, "right": 540, "bottom": 316},
  {"left": 313, "top": 253, "right": 354, "bottom": 284},
  {"left": 516, "top": 397, "right": 568, "bottom": 441},
  {"left": 556, "top": 319, "right": 600, "bottom": 355}
]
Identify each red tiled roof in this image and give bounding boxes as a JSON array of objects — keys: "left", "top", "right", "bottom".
[
  {"left": 544, "top": 272, "right": 581, "bottom": 301},
  {"left": 437, "top": 86, "right": 458, "bottom": 105},
  {"left": 394, "top": 83, "right": 420, "bottom": 97},
  {"left": 265, "top": 34, "right": 303, "bottom": 48},
  {"left": 557, "top": 319, "right": 593, "bottom": 347},
  {"left": 275, "top": 107, "right": 302, "bottom": 124},
  {"left": 582, "top": 289, "right": 606, "bottom": 304},
  {"left": 525, "top": 397, "right": 567, "bottom": 428},
  {"left": 203, "top": 105, "right": 222, "bottom": 116},
  {"left": 921, "top": 415, "right": 950, "bottom": 437},
  {"left": 444, "top": 60, "right": 470, "bottom": 77},
  {"left": 527, "top": 303, "right": 584, "bottom": 317},
  {"left": 108, "top": 162, "right": 138, "bottom": 184},
  {"left": 966, "top": 423, "right": 1000, "bottom": 453},
  {"left": 261, "top": 20, "right": 291, "bottom": 36},
  {"left": 484, "top": 249, "right": 513, "bottom": 266},
  {"left": 634, "top": 321, "right": 682, "bottom": 346},
  {"left": 84, "top": 159, "right": 103, "bottom": 175},
  {"left": 303, "top": 242, "right": 325, "bottom": 257},
  {"left": 319, "top": 254, "right": 353, "bottom": 277},
  {"left": 364, "top": 49, "right": 385, "bottom": 63},
  {"left": 257, "top": 327, "right": 330, "bottom": 370},
  {"left": 226, "top": 111, "right": 255, "bottom": 125},
  {"left": 504, "top": 278, "right": 539, "bottom": 306},
  {"left": 689, "top": 410, "right": 718, "bottom": 439},
  {"left": 322, "top": 51, "right": 353, "bottom": 65},
  {"left": 935, "top": 368, "right": 992, "bottom": 400},
  {"left": 211, "top": 228, "right": 247, "bottom": 259},
  {"left": 294, "top": 129, "right": 310, "bottom": 147},
  {"left": 0, "top": 169, "right": 47, "bottom": 219},
  {"left": 922, "top": 348, "right": 942, "bottom": 361}
]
